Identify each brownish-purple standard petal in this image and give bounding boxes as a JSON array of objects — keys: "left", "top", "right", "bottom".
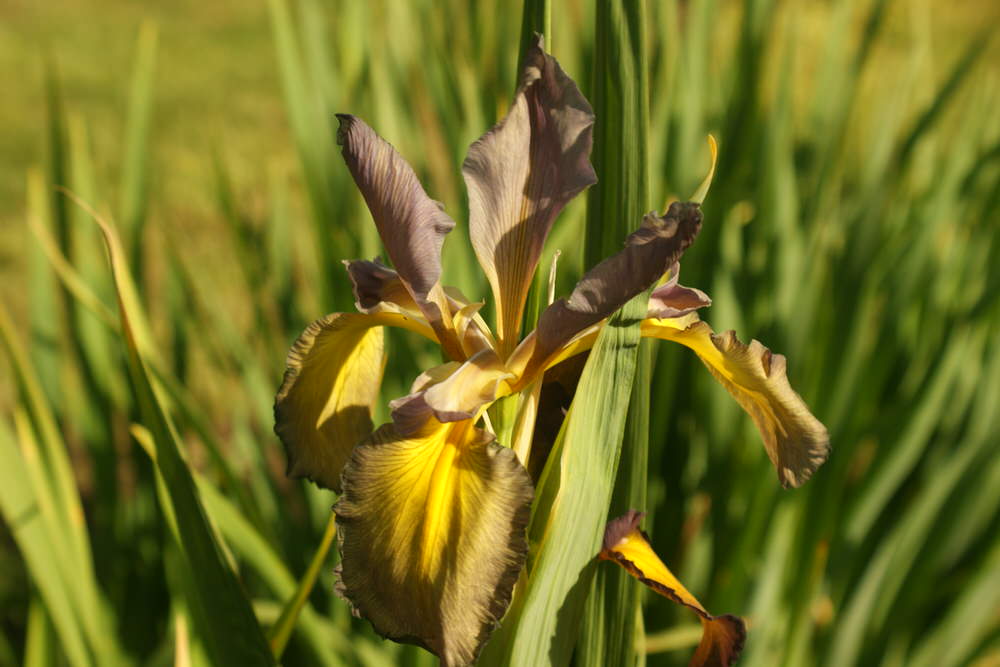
[
  {"left": 524, "top": 201, "right": 703, "bottom": 372},
  {"left": 337, "top": 114, "right": 463, "bottom": 359},
  {"left": 462, "top": 34, "right": 596, "bottom": 357}
]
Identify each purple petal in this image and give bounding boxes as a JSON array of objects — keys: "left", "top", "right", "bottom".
[{"left": 531, "top": 201, "right": 703, "bottom": 366}]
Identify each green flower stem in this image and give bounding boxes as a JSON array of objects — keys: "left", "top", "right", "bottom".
[
  {"left": 517, "top": 0, "right": 551, "bottom": 75},
  {"left": 268, "top": 511, "right": 338, "bottom": 659},
  {"left": 580, "top": 0, "right": 651, "bottom": 665}
]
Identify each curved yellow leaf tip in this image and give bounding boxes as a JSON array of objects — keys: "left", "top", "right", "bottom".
[
  {"left": 690, "top": 135, "right": 718, "bottom": 205},
  {"left": 600, "top": 510, "right": 746, "bottom": 667}
]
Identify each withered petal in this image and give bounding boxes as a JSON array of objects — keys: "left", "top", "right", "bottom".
[
  {"left": 600, "top": 511, "right": 746, "bottom": 667},
  {"left": 528, "top": 201, "right": 703, "bottom": 370},
  {"left": 345, "top": 258, "right": 420, "bottom": 315},
  {"left": 648, "top": 262, "right": 712, "bottom": 319}
]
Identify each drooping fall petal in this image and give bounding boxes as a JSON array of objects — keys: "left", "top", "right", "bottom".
[
  {"left": 511, "top": 201, "right": 702, "bottom": 380},
  {"left": 274, "top": 313, "right": 388, "bottom": 492},
  {"left": 336, "top": 114, "right": 463, "bottom": 359},
  {"left": 642, "top": 317, "right": 830, "bottom": 488},
  {"left": 335, "top": 420, "right": 533, "bottom": 667},
  {"left": 648, "top": 262, "right": 712, "bottom": 319},
  {"left": 463, "top": 34, "right": 596, "bottom": 357},
  {"left": 600, "top": 511, "right": 745, "bottom": 667}
]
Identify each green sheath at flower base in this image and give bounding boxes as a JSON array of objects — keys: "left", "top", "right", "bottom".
[{"left": 274, "top": 35, "right": 829, "bottom": 667}]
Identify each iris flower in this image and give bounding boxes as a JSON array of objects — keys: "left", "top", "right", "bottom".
[{"left": 274, "top": 36, "right": 828, "bottom": 667}]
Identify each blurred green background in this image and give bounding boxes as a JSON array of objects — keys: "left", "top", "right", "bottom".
[{"left": 2, "top": 0, "right": 999, "bottom": 665}]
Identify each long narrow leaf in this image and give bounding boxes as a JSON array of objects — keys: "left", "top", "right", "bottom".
[
  {"left": 579, "top": 1, "right": 651, "bottom": 665},
  {"left": 83, "top": 205, "right": 275, "bottom": 665}
]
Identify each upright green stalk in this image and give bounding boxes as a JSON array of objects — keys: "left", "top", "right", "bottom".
[
  {"left": 583, "top": 0, "right": 649, "bottom": 271},
  {"left": 268, "top": 513, "right": 338, "bottom": 659},
  {"left": 579, "top": 1, "right": 651, "bottom": 665},
  {"left": 517, "top": 0, "right": 552, "bottom": 74}
]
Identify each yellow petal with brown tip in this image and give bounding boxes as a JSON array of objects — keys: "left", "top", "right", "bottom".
[{"left": 600, "top": 511, "right": 745, "bottom": 667}]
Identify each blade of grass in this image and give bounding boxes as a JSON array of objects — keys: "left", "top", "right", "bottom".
[
  {"left": 24, "top": 596, "right": 61, "bottom": 667},
  {"left": 26, "top": 168, "right": 62, "bottom": 415},
  {"left": 907, "top": 541, "right": 1000, "bottom": 667},
  {"left": 268, "top": 0, "right": 341, "bottom": 308},
  {"left": 895, "top": 31, "right": 992, "bottom": 171},
  {"left": 517, "top": 0, "right": 551, "bottom": 75},
  {"left": 845, "top": 326, "right": 971, "bottom": 542},
  {"left": 118, "top": 21, "right": 157, "bottom": 267},
  {"left": 267, "top": 512, "right": 337, "bottom": 659},
  {"left": 129, "top": 425, "right": 354, "bottom": 667},
  {"left": 82, "top": 204, "right": 275, "bottom": 665},
  {"left": 497, "top": 297, "right": 649, "bottom": 666},
  {"left": 0, "top": 303, "right": 110, "bottom": 638},
  {"left": 31, "top": 199, "right": 271, "bottom": 528},
  {"left": 579, "top": 1, "right": 651, "bottom": 665},
  {"left": 0, "top": 417, "right": 92, "bottom": 667}
]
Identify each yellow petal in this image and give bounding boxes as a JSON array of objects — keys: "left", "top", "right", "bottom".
[
  {"left": 274, "top": 312, "right": 395, "bottom": 492},
  {"left": 444, "top": 285, "right": 498, "bottom": 358},
  {"left": 600, "top": 511, "right": 745, "bottom": 667},
  {"left": 388, "top": 350, "right": 512, "bottom": 436},
  {"left": 642, "top": 317, "right": 830, "bottom": 488},
  {"left": 335, "top": 420, "right": 533, "bottom": 666}
]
